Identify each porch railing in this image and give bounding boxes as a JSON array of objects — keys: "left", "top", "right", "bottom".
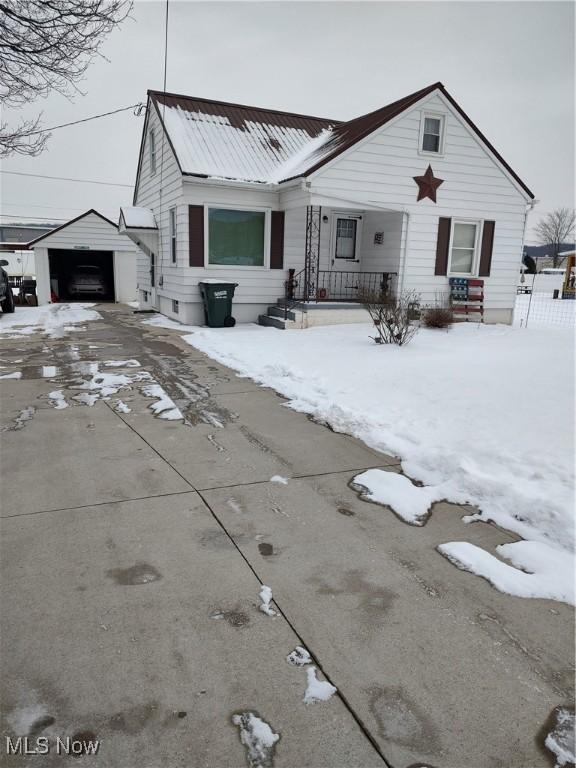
[{"left": 285, "top": 269, "right": 397, "bottom": 304}]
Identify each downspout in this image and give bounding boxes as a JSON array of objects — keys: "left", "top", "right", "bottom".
[{"left": 398, "top": 210, "right": 410, "bottom": 297}]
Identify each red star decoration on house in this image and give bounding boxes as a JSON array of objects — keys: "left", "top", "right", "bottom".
[{"left": 413, "top": 165, "right": 444, "bottom": 203}]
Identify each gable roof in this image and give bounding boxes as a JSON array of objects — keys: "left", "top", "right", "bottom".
[
  {"left": 144, "top": 83, "right": 534, "bottom": 198},
  {"left": 27, "top": 209, "right": 118, "bottom": 247}
]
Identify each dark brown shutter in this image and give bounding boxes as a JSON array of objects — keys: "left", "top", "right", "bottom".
[
  {"left": 434, "top": 217, "right": 451, "bottom": 276},
  {"left": 188, "top": 205, "right": 204, "bottom": 267},
  {"left": 478, "top": 220, "right": 495, "bottom": 277},
  {"left": 270, "top": 211, "right": 285, "bottom": 269}
]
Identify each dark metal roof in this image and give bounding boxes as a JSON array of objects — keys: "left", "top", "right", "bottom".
[{"left": 145, "top": 84, "right": 534, "bottom": 198}]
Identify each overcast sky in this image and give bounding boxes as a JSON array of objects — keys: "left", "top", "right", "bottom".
[{"left": 1, "top": 0, "right": 574, "bottom": 243}]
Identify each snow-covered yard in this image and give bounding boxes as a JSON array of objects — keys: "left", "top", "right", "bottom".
[
  {"left": 0, "top": 303, "right": 100, "bottom": 338},
  {"left": 172, "top": 319, "right": 574, "bottom": 604},
  {"left": 514, "top": 293, "right": 575, "bottom": 328}
]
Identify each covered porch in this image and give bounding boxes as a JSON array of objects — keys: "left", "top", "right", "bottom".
[{"left": 260, "top": 203, "right": 405, "bottom": 328}]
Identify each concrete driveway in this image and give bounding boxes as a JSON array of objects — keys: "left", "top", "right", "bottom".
[{"left": 0, "top": 304, "right": 573, "bottom": 768}]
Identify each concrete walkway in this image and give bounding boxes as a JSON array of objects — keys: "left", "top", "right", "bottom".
[{"left": 0, "top": 304, "right": 573, "bottom": 768}]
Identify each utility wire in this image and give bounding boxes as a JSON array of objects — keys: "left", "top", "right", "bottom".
[
  {"left": 16, "top": 103, "right": 145, "bottom": 137},
  {"left": 1, "top": 170, "right": 132, "bottom": 187},
  {"left": 0, "top": 213, "right": 72, "bottom": 221}
]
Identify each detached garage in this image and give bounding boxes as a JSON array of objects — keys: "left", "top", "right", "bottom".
[{"left": 29, "top": 210, "right": 138, "bottom": 305}]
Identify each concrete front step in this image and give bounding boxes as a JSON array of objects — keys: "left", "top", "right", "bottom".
[
  {"left": 267, "top": 305, "right": 297, "bottom": 321},
  {"left": 258, "top": 314, "right": 288, "bottom": 330}
]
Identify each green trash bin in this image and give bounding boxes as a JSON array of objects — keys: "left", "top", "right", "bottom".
[{"left": 199, "top": 281, "right": 238, "bottom": 328}]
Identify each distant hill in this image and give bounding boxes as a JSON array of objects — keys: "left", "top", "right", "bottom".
[{"left": 524, "top": 243, "right": 575, "bottom": 258}]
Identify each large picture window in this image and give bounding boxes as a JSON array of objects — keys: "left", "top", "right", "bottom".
[
  {"left": 208, "top": 208, "right": 266, "bottom": 266},
  {"left": 449, "top": 221, "right": 478, "bottom": 275}
]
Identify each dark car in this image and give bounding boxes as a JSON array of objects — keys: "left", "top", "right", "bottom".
[
  {"left": 0, "top": 260, "right": 15, "bottom": 313},
  {"left": 67, "top": 265, "right": 107, "bottom": 297}
]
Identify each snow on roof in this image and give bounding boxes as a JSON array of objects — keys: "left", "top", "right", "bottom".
[
  {"left": 120, "top": 207, "right": 157, "bottom": 229},
  {"left": 160, "top": 102, "right": 336, "bottom": 184},
  {"left": 150, "top": 91, "right": 338, "bottom": 184}
]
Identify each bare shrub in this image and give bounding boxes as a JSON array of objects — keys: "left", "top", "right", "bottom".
[
  {"left": 360, "top": 290, "right": 420, "bottom": 346},
  {"left": 422, "top": 306, "right": 454, "bottom": 329}
]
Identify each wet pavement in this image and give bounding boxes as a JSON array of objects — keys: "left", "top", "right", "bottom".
[{"left": 0, "top": 304, "right": 573, "bottom": 768}]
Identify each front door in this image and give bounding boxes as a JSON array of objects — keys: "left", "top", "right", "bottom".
[{"left": 331, "top": 214, "right": 361, "bottom": 273}]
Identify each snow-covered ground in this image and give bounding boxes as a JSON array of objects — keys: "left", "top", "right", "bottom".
[
  {"left": 169, "top": 319, "right": 574, "bottom": 604},
  {"left": 0, "top": 304, "right": 101, "bottom": 338},
  {"left": 514, "top": 293, "right": 575, "bottom": 328}
]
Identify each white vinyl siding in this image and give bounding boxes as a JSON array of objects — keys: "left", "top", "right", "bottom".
[
  {"left": 309, "top": 91, "right": 529, "bottom": 313},
  {"left": 133, "top": 102, "right": 183, "bottom": 293}
]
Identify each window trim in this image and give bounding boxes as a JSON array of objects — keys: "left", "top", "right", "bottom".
[
  {"left": 418, "top": 111, "right": 446, "bottom": 156},
  {"left": 149, "top": 129, "right": 157, "bottom": 175},
  {"left": 169, "top": 207, "right": 177, "bottom": 264},
  {"left": 204, "top": 204, "right": 271, "bottom": 270},
  {"left": 447, "top": 219, "right": 482, "bottom": 277},
  {"left": 329, "top": 212, "right": 363, "bottom": 263}
]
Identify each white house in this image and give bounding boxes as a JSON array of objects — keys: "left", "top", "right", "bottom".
[
  {"left": 120, "top": 82, "right": 535, "bottom": 327},
  {"left": 29, "top": 210, "right": 138, "bottom": 305}
]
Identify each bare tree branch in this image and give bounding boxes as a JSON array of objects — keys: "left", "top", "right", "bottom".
[
  {"left": 535, "top": 208, "right": 576, "bottom": 267},
  {"left": 0, "top": 0, "right": 132, "bottom": 156},
  {"left": 0, "top": 115, "right": 50, "bottom": 156}
]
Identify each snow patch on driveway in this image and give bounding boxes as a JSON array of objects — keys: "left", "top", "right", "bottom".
[
  {"left": 141, "top": 383, "right": 183, "bottom": 420},
  {"left": 544, "top": 706, "right": 575, "bottom": 767},
  {"left": 286, "top": 646, "right": 312, "bottom": 667},
  {"left": 303, "top": 667, "right": 337, "bottom": 704},
  {"left": 438, "top": 540, "right": 575, "bottom": 605},
  {"left": 258, "top": 585, "right": 277, "bottom": 616},
  {"left": 0, "top": 304, "right": 100, "bottom": 338},
  {"left": 232, "top": 711, "right": 279, "bottom": 768},
  {"left": 352, "top": 469, "right": 449, "bottom": 525},
  {"left": 48, "top": 390, "right": 68, "bottom": 409},
  {"left": 0, "top": 371, "right": 22, "bottom": 380}
]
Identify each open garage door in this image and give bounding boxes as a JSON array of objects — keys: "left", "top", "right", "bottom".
[{"left": 48, "top": 249, "right": 115, "bottom": 302}]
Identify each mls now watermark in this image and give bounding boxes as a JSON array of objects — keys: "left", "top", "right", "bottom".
[{"left": 5, "top": 735, "right": 100, "bottom": 756}]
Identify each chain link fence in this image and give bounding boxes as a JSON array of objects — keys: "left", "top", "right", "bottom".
[{"left": 514, "top": 272, "right": 575, "bottom": 328}]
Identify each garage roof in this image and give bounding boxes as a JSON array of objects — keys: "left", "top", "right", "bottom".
[{"left": 27, "top": 210, "right": 118, "bottom": 247}]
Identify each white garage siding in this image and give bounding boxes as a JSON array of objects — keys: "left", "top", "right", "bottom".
[
  {"left": 308, "top": 91, "right": 530, "bottom": 322},
  {"left": 30, "top": 211, "right": 138, "bottom": 305}
]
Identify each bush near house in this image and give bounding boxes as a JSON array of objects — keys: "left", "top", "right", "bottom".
[
  {"left": 360, "top": 289, "right": 420, "bottom": 346},
  {"left": 422, "top": 306, "right": 454, "bottom": 329}
]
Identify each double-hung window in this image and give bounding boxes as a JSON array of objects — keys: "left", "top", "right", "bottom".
[
  {"left": 149, "top": 129, "right": 156, "bottom": 175},
  {"left": 421, "top": 114, "right": 444, "bottom": 154},
  {"left": 169, "top": 208, "right": 177, "bottom": 264},
  {"left": 449, "top": 221, "right": 479, "bottom": 275},
  {"left": 208, "top": 208, "right": 266, "bottom": 266}
]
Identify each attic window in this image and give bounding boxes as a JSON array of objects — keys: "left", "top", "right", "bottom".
[{"left": 420, "top": 114, "right": 444, "bottom": 154}]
